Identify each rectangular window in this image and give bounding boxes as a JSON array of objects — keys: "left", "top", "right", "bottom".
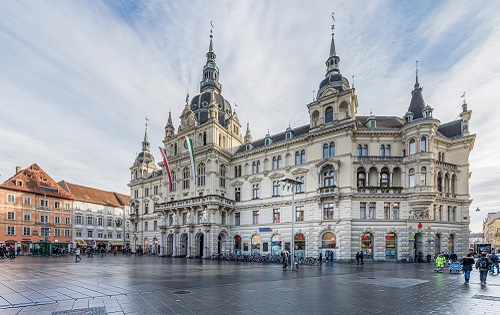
[
  {"left": 117, "top": 232, "right": 121, "bottom": 239},
  {"left": 107, "top": 218, "right": 113, "bottom": 227},
  {"left": 24, "top": 213, "right": 31, "bottom": 221},
  {"left": 221, "top": 212, "right": 226, "bottom": 225},
  {"left": 97, "top": 217, "right": 103, "bottom": 226},
  {"left": 54, "top": 216, "right": 60, "bottom": 224},
  {"left": 41, "top": 228, "right": 50, "bottom": 237},
  {"left": 7, "top": 194, "right": 15, "bottom": 203},
  {"left": 40, "top": 199, "right": 48, "bottom": 208},
  {"left": 169, "top": 215, "right": 173, "bottom": 226},
  {"left": 182, "top": 213, "right": 187, "bottom": 225},
  {"left": 273, "top": 209, "right": 280, "bottom": 223},
  {"left": 145, "top": 204, "right": 149, "bottom": 214},
  {"left": 76, "top": 231, "right": 82, "bottom": 237},
  {"left": 87, "top": 216, "right": 93, "bottom": 225},
  {"left": 145, "top": 187, "right": 150, "bottom": 197},
  {"left": 197, "top": 212, "right": 202, "bottom": 224},
  {"left": 65, "top": 217, "right": 71, "bottom": 224},
  {"left": 24, "top": 196, "right": 31, "bottom": 205},
  {"left": 235, "top": 213, "right": 241, "bottom": 226},
  {"left": 64, "top": 229, "right": 70, "bottom": 237},
  {"left": 145, "top": 221, "right": 148, "bottom": 231},
  {"left": 7, "top": 212, "right": 15, "bottom": 220},
  {"left": 154, "top": 220, "right": 158, "bottom": 230},
  {"left": 54, "top": 201, "right": 60, "bottom": 209},
  {"left": 65, "top": 203, "right": 70, "bottom": 210},
  {"left": 360, "top": 202, "right": 367, "bottom": 219},
  {"left": 98, "top": 232, "right": 103, "bottom": 238},
  {"left": 154, "top": 185, "right": 159, "bottom": 195},
  {"left": 54, "top": 228, "right": 61, "bottom": 237},
  {"left": 75, "top": 216, "right": 82, "bottom": 225},
  {"left": 23, "top": 226, "right": 31, "bottom": 236},
  {"left": 87, "top": 231, "right": 93, "bottom": 238},
  {"left": 384, "top": 202, "right": 390, "bottom": 219},
  {"left": 252, "top": 184, "right": 260, "bottom": 199},
  {"left": 40, "top": 215, "right": 48, "bottom": 223},
  {"left": 252, "top": 211, "right": 259, "bottom": 225},
  {"left": 108, "top": 231, "right": 113, "bottom": 239},
  {"left": 7, "top": 226, "right": 15, "bottom": 235},
  {"left": 369, "top": 202, "right": 376, "bottom": 219},
  {"left": 235, "top": 187, "right": 241, "bottom": 202},
  {"left": 391, "top": 203, "right": 400, "bottom": 220},
  {"left": 323, "top": 203, "right": 334, "bottom": 220},
  {"left": 296, "top": 206, "right": 304, "bottom": 222}
]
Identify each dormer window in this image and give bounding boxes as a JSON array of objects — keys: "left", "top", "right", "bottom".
[
  {"left": 285, "top": 129, "right": 294, "bottom": 140},
  {"left": 246, "top": 142, "right": 253, "bottom": 151},
  {"left": 16, "top": 180, "right": 23, "bottom": 187},
  {"left": 325, "top": 106, "right": 334, "bottom": 123},
  {"left": 404, "top": 111, "right": 414, "bottom": 123},
  {"left": 265, "top": 133, "right": 273, "bottom": 146}
]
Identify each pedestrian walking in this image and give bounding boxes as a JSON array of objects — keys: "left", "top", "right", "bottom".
[
  {"left": 319, "top": 252, "right": 323, "bottom": 266},
  {"left": 101, "top": 248, "right": 105, "bottom": 257},
  {"left": 282, "top": 249, "right": 289, "bottom": 269},
  {"left": 359, "top": 251, "right": 364, "bottom": 265},
  {"left": 460, "top": 253, "right": 475, "bottom": 283},
  {"left": 449, "top": 252, "right": 458, "bottom": 263},
  {"left": 489, "top": 252, "right": 499, "bottom": 275},
  {"left": 475, "top": 252, "right": 492, "bottom": 284},
  {"left": 355, "top": 252, "right": 360, "bottom": 265},
  {"left": 75, "top": 247, "right": 81, "bottom": 262},
  {"left": 435, "top": 254, "right": 446, "bottom": 272}
]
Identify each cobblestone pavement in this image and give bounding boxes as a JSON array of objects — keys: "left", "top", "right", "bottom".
[{"left": 0, "top": 255, "right": 499, "bottom": 314}]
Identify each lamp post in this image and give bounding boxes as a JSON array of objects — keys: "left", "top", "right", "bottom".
[{"left": 281, "top": 178, "right": 302, "bottom": 271}]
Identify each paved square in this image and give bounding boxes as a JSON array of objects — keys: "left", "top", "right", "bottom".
[{"left": 0, "top": 255, "right": 499, "bottom": 314}]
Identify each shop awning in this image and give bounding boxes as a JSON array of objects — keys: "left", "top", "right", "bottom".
[
  {"left": 110, "top": 241, "right": 124, "bottom": 245},
  {"left": 75, "top": 239, "right": 86, "bottom": 246},
  {"left": 85, "top": 239, "right": 96, "bottom": 246}
]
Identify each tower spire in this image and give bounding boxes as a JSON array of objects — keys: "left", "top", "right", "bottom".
[
  {"left": 200, "top": 21, "right": 221, "bottom": 94},
  {"left": 325, "top": 12, "right": 340, "bottom": 77},
  {"left": 142, "top": 116, "right": 150, "bottom": 152},
  {"left": 414, "top": 60, "right": 420, "bottom": 89}
]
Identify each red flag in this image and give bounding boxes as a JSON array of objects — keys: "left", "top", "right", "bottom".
[{"left": 158, "top": 146, "right": 173, "bottom": 191}]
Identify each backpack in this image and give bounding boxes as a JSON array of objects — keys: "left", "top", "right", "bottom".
[{"left": 479, "top": 258, "right": 488, "bottom": 269}]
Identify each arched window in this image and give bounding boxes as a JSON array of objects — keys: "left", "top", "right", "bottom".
[
  {"left": 251, "top": 235, "right": 260, "bottom": 254},
  {"left": 385, "top": 233, "right": 397, "bottom": 259},
  {"left": 329, "top": 142, "right": 335, "bottom": 157},
  {"left": 409, "top": 139, "right": 416, "bottom": 155},
  {"left": 451, "top": 174, "right": 457, "bottom": 194},
  {"left": 380, "top": 145, "right": 385, "bottom": 157},
  {"left": 323, "top": 144, "right": 329, "bottom": 159},
  {"left": 420, "top": 136, "right": 427, "bottom": 152},
  {"left": 174, "top": 143, "right": 178, "bottom": 155},
  {"left": 357, "top": 170, "right": 366, "bottom": 188},
  {"left": 437, "top": 172, "right": 443, "bottom": 192},
  {"left": 256, "top": 161, "right": 261, "bottom": 173},
  {"left": 234, "top": 235, "right": 242, "bottom": 255},
  {"left": 252, "top": 161, "right": 257, "bottom": 174},
  {"left": 380, "top": 169, "right": 389, "bottom": 187},
  {"left": 252, "top": 184, "right": 259, "bottom": 199},
  {"left": 361, "top": 233, "right": 373, "bottom": 259},
  {"left": 295, "top": 151, "right": 301, "bottom": 165},
  {"left": 385, "top": 145, "right": 391, "bottom": 157},
  {"left": 323, "top": 170, "right": 335, "bottom": 187},
  {"left": 219, "top": 164, "right": 226, "bottom": 188},
  {"left": 325, "top": 106, "right": 333, "bottom": 123},
  {"left": 321, "top": 232, "right": 336, "bottom": 248},
  {"left": 271, "top": 235, "right": 282, "bottom": 255},
  {"left": 420, "top": 166, "right": 427, "bottom": 186},
  {"left": 277, "top": 155, "right": 282, "bottom": 168},
  {"left": 408, "top": 168, "right": 415, "bottom": 188},
  {"left": 362, "top": 145, "right": 368, "bottom": 156},
  {"left": 357, "top": 145, "right": 362, "bottom": 156},
  {"left": 294, "top": 234, "right": 306, "bottom": 256},
  {"left": 182, "top": 167, "right": 190, "bottom": 190},
  {"left": 272, "top": 156, "right": 277, "bottom": 170},
  {"left": 171, "top": 171, "right": 176, "bottom": 191},
  {"left": 300, "top": 150, "right": 306, "bottom": 164},
  {"left": 197, "top": 163, "right": 206, "bottom": 186}
]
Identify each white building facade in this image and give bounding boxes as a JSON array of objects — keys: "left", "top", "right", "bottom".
[
  {"left": 129, "top": 24, "right": 475, "bottom": 262},
  {"left": 59, "top": 182, "right": 130, "bottom": 251}
]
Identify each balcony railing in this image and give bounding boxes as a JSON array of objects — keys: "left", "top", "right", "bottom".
[
  {"left": 355, "top": 156, "right": 404, "bottom": 163},
  {"left": 316, "top": 186, "right": 339, "bottom": 197},
  {"left": 435, "top": 161, "right": 459, "bottom": 171},
  {"left": 355, "top": 186, "right": 403, "bottom": 194},
  {"left": 155, "top": 194, "right": 235, "bottom": 212}
]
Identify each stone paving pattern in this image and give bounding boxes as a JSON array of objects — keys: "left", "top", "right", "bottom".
[{"left": 0, "top": 255, "right": 499, "bottom": 314}]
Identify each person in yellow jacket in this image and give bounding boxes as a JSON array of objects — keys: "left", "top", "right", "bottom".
[{"left": 436, "top": 254, "right": 446, "bottom": 272}]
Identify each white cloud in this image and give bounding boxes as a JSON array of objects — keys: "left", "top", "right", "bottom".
[{"left": 0, "top": 0, "right": 498, "bottom": 232}]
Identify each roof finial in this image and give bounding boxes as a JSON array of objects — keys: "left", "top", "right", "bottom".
[
  {"left": 331, "top": 12, "right": 335, "bottom": 34},
  {"left": 352, "top": 75, "right": 355, "bottom": 89},
  {"left": 461, "top": 91, "right": 468, "bottom": 112},
  {"left": 312, "top": 90, "right": 315, "bottom": 101},
  {"left": 186, "top": 87, "right": 189, "bottom": 105},
  {"left": 210, "top": 21, "right": 214, "bottom": 39},
  {"left": 415, "top": 60, "right": 420, "bottom": 89},
  {"left": 145, "top": 116, "right": 148, "bottom": 131},
  {"left": 461, "top": 91, "right": 466, "bottom": 104}
]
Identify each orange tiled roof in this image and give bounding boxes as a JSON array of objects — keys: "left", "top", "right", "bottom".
[
  {"left": 59, "top": 181, "right": 129, "bottom": 207},
  {"left": 0, "top": 163, "right": 73, "bottom": 199}
]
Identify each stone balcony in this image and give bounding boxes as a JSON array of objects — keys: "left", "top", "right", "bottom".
[{"left": 155, "top": 194, "right": 235, "bottom": 212}]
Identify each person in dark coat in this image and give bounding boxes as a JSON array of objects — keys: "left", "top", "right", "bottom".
[
  {"left": 355, "top": 252, "right": 360, "bottom": 265},
  {"left": 460, "top": 252, "right": 475, "bottom": 283},
  {"left": 450, "top": 252, "right": 458, "bottom": 262},
  {"left": 359, "top": 251, "right": 364, "bottom": 265}
]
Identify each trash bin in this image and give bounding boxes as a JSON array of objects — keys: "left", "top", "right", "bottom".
[{"left": 426, "top": 254, "right": 431, "bottom": 263}]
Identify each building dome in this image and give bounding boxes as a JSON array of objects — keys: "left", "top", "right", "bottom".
[{"left": 190, "top": 91, "right": 232, "bottom": 125}]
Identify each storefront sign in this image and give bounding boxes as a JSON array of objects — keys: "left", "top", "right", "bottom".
[
  {"left": 259, "top": 227, "right": 272, "bottom": 232},
  {"left": 408, "top": 238, "right": 415, "bottom": 242}
]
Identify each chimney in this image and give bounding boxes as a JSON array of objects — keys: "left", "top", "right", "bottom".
[{"left": 15, "top": 166, "right": 22, "bottom": 174}]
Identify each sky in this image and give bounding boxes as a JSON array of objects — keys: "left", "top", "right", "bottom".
[{"left": 0, "top": 0, "right": 499, "bottom": 233}]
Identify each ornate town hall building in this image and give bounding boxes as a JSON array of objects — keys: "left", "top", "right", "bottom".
[{"left": 128, "top": 24, "right": 475, "bottom": 262}]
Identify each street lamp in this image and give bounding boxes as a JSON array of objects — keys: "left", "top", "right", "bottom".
[{"left": 281, "top": 177, "right": 302, "bottom": 271}]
